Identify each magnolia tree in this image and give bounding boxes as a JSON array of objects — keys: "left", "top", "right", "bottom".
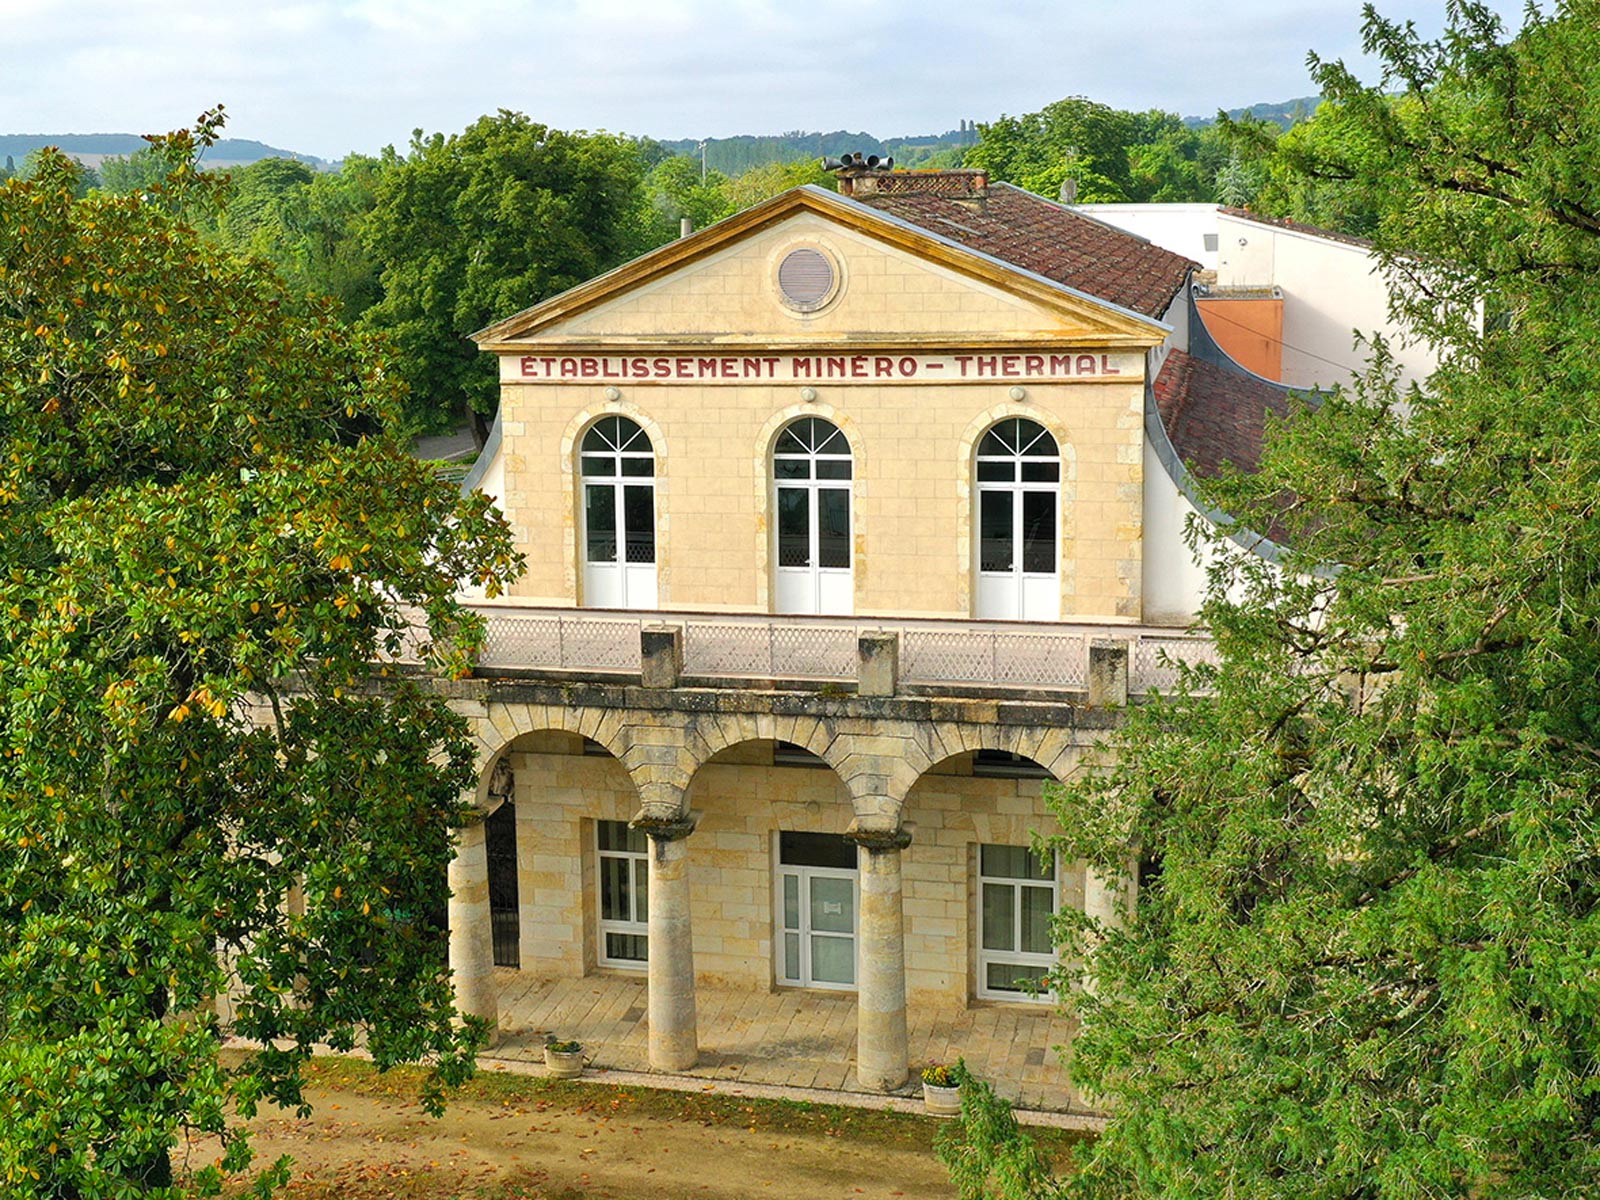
[
  {"left": 0, "top": 117, "right": 522, "bottom": 1196},
  {"left": 941, "top": 4, "right": 1600, "bottom": 1197}
]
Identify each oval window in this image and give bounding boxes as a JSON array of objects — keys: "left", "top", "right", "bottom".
[{"left": 777, "top": 248, "right": 837, "bottom": 312}]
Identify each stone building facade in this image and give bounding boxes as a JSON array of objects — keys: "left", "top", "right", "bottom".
[{"left": 442, "top": 171, "right": 1245, "bottom": 1095}]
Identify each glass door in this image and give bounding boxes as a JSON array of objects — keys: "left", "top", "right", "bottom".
[
  {"left": 773, "top": 418, "right": 853, "bottom": 615},
  {"left": 776, "top": 832, "right": 858, "bottom": 989},
  {"left": 581, "top": 416, "right": 657, "bottom": 609},
  {"left": 975, "top": 418, "right": 1060, "bottom": 621}
]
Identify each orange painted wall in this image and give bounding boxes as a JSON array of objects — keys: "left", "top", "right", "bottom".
[{"left": 1195, "top": 297, "right": 1283, "bottom": 381}]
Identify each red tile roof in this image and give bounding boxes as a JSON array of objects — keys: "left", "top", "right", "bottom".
[
  {"left": 854, "top": 183, "right": 1196, "bottom": 319},
  {"left": 1153, "top": 348, "right": 1291, "bottom": 478}
]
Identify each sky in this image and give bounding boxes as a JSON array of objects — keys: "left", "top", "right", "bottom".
[{"left": 2, "top": 0, "right": 1532, "bottom": 161}]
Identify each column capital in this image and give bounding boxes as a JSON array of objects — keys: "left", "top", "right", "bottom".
[
  {"left": 630, "top": 809, "right": 699, "bottom": 843},
  {"left": 844, "top": 822, "right": 912, "bottom": 853}
]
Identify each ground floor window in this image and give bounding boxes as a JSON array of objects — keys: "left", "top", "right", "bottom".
[
  {"left": 597, "top": 819, "right": 648, "bottom": 967},
  {"left": 977, "top": 844, "right": 1058, "bottom": 1001},
  {"left": 776, "top": 831, "right": 858, "bottom": 990}
]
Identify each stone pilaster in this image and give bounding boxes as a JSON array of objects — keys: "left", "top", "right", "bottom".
[
  {"left": 849, "top": 825, "right": 912, "bottom": 1091},
  {"left": 1088, "top": 639, "right": 1129, "bottom": 708},
  {"left": 448, "top": 817, "right": 499, "bottom": 1048},
  {"left": 639, "top": 812, "right": 699, "bottom": 1071}
]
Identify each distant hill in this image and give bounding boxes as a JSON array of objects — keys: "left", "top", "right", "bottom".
[
  {"left": 0, "top": 133, "right": 328, "bottom": 171},
  {"left": 654, "top": 127, "right": 979, "bottom": 175},
  {"left": 1183, "top": 96, "right": 1321, "bottom": 129}
]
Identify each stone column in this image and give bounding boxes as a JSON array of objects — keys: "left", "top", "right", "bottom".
[
  {"left": 851, "top": 826, "right": 912, "bottom": 1091},
  {"left": 640, "top": 814, "right": 698, "bottom": 1071},
  {"left": 448, "top": 817, "right": 499, "bottom": 1048}
]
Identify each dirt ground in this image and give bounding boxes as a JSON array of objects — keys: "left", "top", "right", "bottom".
[{"left": 220, "top": 1058, "right": 1048, "bottom": 1200}]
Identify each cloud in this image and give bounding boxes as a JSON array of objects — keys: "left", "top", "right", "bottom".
[{"left": 0, "top": 0, "right": 1532, "bottom": 157}]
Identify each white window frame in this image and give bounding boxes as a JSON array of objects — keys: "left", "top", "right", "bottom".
[
  {"left": 773, "top": 417, "right": 853, "bottom": 616},
  {"left": 596, "top": 819, "right": 648, "bottom": 969},
  {"left": 580, "top": 416, "right": 657, "bottom": 610},
  {"left": 974, "top": 418, "right": 1061, "bottom": 621},
  {"left": 975, "top": 844, "right": 1059, "bottom": 1003}
]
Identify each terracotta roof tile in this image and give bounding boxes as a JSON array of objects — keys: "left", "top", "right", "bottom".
[
  {"left": 854, "top": 183, "right": 1196, "bottom": 319},
  {"left": 1154, "top": 348, "right": 1291, "bottom": 478}
]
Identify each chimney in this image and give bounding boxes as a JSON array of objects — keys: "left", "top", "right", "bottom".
[
  {"left": 824, "top": 152, "right": 989, "bottom": 206},
  {"left": 679, "top": 217, "right": 693, "bottom": 238}
]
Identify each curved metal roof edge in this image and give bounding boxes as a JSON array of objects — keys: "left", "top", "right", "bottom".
[{"left": 459, "top": 411, "right": 501, "bottom": 497}]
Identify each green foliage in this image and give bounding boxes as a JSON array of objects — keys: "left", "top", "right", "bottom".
[
  {"left": 966, "top": 98, "right": 1234, "bottom": 204},
  {"left": 646, "top": 155, "right": 736, "bottom": 236},
  {"left": 1003, "top": 5, "right": 1600, "bottom": 1198},
  {"left": 0, "top": 116, "right": 522, "bottom": 1196},
  {"left": 358, "top": 111, "right": 657, "bottom": 434},
  {"left": 936, "top": 1067, "right": 1066, "bottom": 1200},
  {"left": 99, "top": 148, "right": 172, "bottom": 196}
]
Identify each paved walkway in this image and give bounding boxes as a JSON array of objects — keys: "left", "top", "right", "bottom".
[{"left": 485, "top": 970, "right": 1083, "bottom": 1113}]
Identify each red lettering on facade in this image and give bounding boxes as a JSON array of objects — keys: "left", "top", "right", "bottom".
[
  {"left": 826, "top": 356, "right": 848, "bottom": 377},
  {"left": 1049, "top": 355, "right": 1071, "bottom": 375},
  {"left": 520, "top": 356, "right": 538, "bottom": 377},
  {"left": 1001, "top": 355, "right": 1021, "bottom": 377},
  {"left": 559, "top": 357, "right": 579, "bottom": 377},
  {"left": 580, "top": 358, "right": 600, "bottom": 378},
  {"left": 697, "top": 357, "right": 718, "bottom": 377},
  {"left": 793, "top": 357, "right": 814, "bottom": 377},
  {"left": 653, "top": 358, "right": 671, "bottom": 378},
  {"left": 975, "top": 356, "right": 999, "bottom": 376},
  {"left": 675, "top": 359, "right": 692, "bottom": 378},
  {"left": 954, "top": 356, "right": 973, "bottom": 376},
  {"left": 874, "top": 356, "right": 894, "bottom": 377},
  {"left": 1100, "top": 354, "right": 1121, "bottom": 374},
  {"left": 1075, "top": 354, "right": 1097, "bottom": 375},
  {"left": 1024, "top": 354, "right": 1045, "bottom": 375},
  {"left": 850, "top": 356, "right": 868, "bottom": 378},
  {"left": 899, "top": 356, "right": 917, "bottom": 377}
]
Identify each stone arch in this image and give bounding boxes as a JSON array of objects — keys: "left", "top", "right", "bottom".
[
  {"left": 914, "top": 721, "right": 1083, "bottom": 786},
  {"left": 953, "top": 402, "right": 1080, "bottom": 617},
  {"left": 557, "top": 399, "right": 672, "bottom": 605},
  {"left": 469, "top": 702, "right": 637, "bottom": 808},
  {"left": 750, "top": 399, "right": 869, "bottom": 612}
]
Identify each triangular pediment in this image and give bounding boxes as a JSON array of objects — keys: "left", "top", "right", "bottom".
[{"left": 473, "top": 187, "right": 1169, "bottom": 352}]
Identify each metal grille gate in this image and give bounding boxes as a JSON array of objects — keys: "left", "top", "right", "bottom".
[{"left": 485, "top": 802, "right": 521, "bottom": 968}]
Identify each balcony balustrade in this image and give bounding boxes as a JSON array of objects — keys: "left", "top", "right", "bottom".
[{"left": 422, "top": 605, "right": 1217, "bottom": 699}]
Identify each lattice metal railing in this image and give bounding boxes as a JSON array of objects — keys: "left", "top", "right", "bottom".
[
  {"left": 478, "top": 612, "right": 642, "bottom": 673},
  {"left": 454, "top": 603, "right": 1216, "bottom": 695},
  {"left": 683, "top": 622, "right": 858, "bottom": 680},
  {"left": 1129, "top": 634, "right": 1220, "bottom": 693}
]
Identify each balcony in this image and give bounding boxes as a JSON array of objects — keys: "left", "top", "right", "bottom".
[{"left": 450, "top": 605, "right": 1216, "bottom": 700}]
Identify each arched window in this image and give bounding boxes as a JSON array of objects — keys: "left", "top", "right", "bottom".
[
  {"left": 974, "top": 418, "right": 1060, "bottom": 621},
  {"left": 580, "top": 415, "right": 657, "bottom": 609},
  {"left": 773, "top": 416, "right": 853, "bottom": 615}
]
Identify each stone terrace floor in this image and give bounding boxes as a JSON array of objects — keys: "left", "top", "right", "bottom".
[{"left": 485, "top": 970, "right": 1082, "bottom": 1114}]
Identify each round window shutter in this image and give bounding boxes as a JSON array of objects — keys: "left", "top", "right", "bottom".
[{"left": 777, "top": 248, "right": 835, "bottom": 311}]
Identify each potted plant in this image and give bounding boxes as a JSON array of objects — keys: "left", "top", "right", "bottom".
[
  {"left": 544, "top": 1035, "right": 586, "bottom": 1079},
  {"left": 921, "top": 1061, "right": 964, "bottom": 1115}
]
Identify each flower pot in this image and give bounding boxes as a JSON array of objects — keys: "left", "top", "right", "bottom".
[
  {"left": 923, "top": 1081, "right": 962, "bottom": 1116},
  {"left": 544, "top": 1046, "right": 585, "bottom": 1079}
]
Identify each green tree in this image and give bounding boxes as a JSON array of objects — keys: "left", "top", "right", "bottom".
[
  {"left": 722, "top": 158, "right": 837, "bottom": 211},
  {"left": 967, "top": 98, "right": 1142, "bottom": 202},
  {"left": 950, "top": 4, "right": 1600, "bottom": 1198},
  {"left": 0, "top": 116, "right": 522, "bottom": 1196},
  {"left": 99, "top": 147, "right": 174, "bottom": 195},
  {"left": 359, "top": 111, "right": 656, "bottom": 439},
  {"left": 645, "top": 153, "right": 734, "bottom": 237}
]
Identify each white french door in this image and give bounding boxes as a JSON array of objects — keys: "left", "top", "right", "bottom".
[
  {"left": 581, "top": 416, "right": 658, "bottom": 609},
  {"left": 975, "top": 418, "right": 1060, "bottom": 621},
  {"left": 773, "top": 417, "right": 853, "bottom": 615},
  {"left": 775, "top": 831, "right": 858, "bottom": 989}
]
